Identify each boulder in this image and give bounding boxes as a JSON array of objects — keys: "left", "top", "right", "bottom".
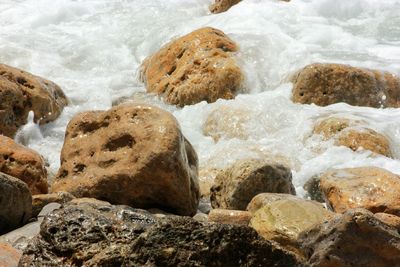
[
  {"left": 140, "top": 27, "right": 243, "bottom": 106},
  {"left": 0, "top": 172, "right": 32, "bottom": 234},
  {"left": 320, "top": 167, "right": 400, "bottom": 215},
  {"left": 303, "top": 175, "right": 324, "bottom": 202},
  {"left": 52, "top": 103, "right": 200, "bottom": 216},
  {"left": 0, "top": 64, "right": 68, "bottom": 137},
  {"left": 247, "top": 193, "right": 334, "bottom": 253},
  {"left": 0, "top": 242, "right": 22, "bottom": 267},
  {"left": 292, "top": 63, "right": 400, "bottom": 108},
  {"left": 31, "top": 192, "right": 75, "bottom": 218},
  {"left": 208, "top": 209, "right": 252, "bottom": 225},
  {"left": 209, "top": 0, "right": 242, "bottom": 14},
  {"left": 210, "top": 159, "right": 296, "bottom": 210},
  {"left": 299, "top": 209, "right": 400, "bottom": 267},
  {"left": 0, "top": 135, "right": 48, "bottom": 194},
  {"left": 374, "top": 213, "right": 400, "bottom": 230}
]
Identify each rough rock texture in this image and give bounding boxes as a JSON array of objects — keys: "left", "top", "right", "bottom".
[
  {"left": 247, "top": 193, "right": 334, "bottom": 253},
  {"left": 210, "top": 159, "right": 296, "bottom": 210},
  {"left": 31, "top": 192, "right": 75, "bottom": 218},
  {"left": 0, "top": 242, "right": 22, "bottom": 267},
  {"left": 0, "top": 135, "right": 48, "bottom": 194},
  {"left": 374, "top": 213, "right": 400, "bottom": 230},
  {"left": 320, "top": 167, "right": 400, "bottom": 215},
  {"left": 208, "top": 209, "right": 252, "bottom": 225},
  {"left": 303, "top": 175, "right": 324, "bottom": 202},
  {"left": 0, "top": 64, "right": 68, "bottom": 137},
  {"left": 140, "top": 27, "right": 243, "bottom": 106},
  {"left": 0, "top": 172, "right": 32, "bottom": 234},
  {"left": 52, "top": 103, "right": 200, "bottom": 216},
  {"left": 292, "top": 63, "right": 400, "bottom": 108},
  {"left": 313, "top": 117, "right": 392, "bottom": 157},
  {"left": 209, "top": 0, "right": 242, "bottom": 13},
  {"left": 299, "top": 209, "right": 400, "bottom": 267},
  {"left": 20, "top": 201, "right": 302, "bottom": 266}
]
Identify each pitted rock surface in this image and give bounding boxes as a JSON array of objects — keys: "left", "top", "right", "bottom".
[
  {"left": 0, "top": 172, "right": 32, "bottom": 234},
  {"left": 0, "top": 64, "right": 68, "bottom": 137},
  {"left": 140, "top": 27, "right": 243, "bottom": 106},
  {"left": 0, "top": 135, "right": 48, "bottom": 195},
  {"left": 292, "top": 63, "right": 400, "bottom": 108},
  {"left": 31, "top": 192, "right": 75, "bottom": 218},
  {"left": 52, "top": 103, "right": 200, "bottom": 216},
  {"left": 210, "top": 159, "right": 296, "bottom": 210}
]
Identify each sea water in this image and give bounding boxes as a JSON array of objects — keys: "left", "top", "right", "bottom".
[{"left": 1, "top": 0, "right": 400, "bottom": 195}]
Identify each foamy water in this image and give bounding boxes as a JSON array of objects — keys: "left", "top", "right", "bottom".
[{"left": 1, "top": 0, "right": 400, "bottom": 195}]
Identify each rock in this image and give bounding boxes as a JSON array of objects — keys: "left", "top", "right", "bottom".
[
  {"left": 374, "top": 213, "right": 400, "bottom": 230},
  {"left": 320, "top": 167, "right": 400, "bottom": 215},
  {"left": 313, "top": 117, "right": 351, "bottom": 138},
  {"left": 0, "top": 172, "right": 32, "bottom": 234},
  {"left": 51, "top": 103, "right": 200, "bottom": 216},
  {"left": 208, "top": 209, "right": 252, "bottom": 225},
  {"left": 140, "top": 27, "right": 243, "bottom": 106},
  {"left": 0, "top": 242, "right": 22, "bottom": 267},
  {"left": 0, "top": 135, "right": 48, "bottom": 194},
  {"left": 31, "top": 192, "right": 74, "bottom": 218},
  {"left": 247, "top": 193, "right": 334, "bottom": 253},
  {"left": 210, "top": 159, "right": 296, "bottom": 210},
  {"left": 0, "top": 64, "right": 68, "bottom": 137},
  {"left": 299, "top": 209, "right": 400, "bottom": 267},
  {"left": 19, "top": 201, "right": 156, "bottom": 266},
  {"left": 193, "top": 212, "right": 208, "bottom": 222},
  {"left": 292, "top": 63, "right": 400, "bottom": 108},
  {"left": 209, "top": 0, "right": 242, "bottom": 14},
  {"left": 303, "top": 175, "right": 324, "bottom": 202}
]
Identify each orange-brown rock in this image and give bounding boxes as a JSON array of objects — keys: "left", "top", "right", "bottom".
[
  {"left": 51, "top": 103, "right": 200, "bottom": 216},
  {"left": 320, "top": 167, "right": 400, "bottom": 216},
  {"left": 208, "top": 209, "right": 252, "bottom": 225},
  {"left": 0, "top": 64, "right": 68, "bottom": 137},
  {"left": 0, "top": 135, "right": 48, "bottom": 194},
  {"left": 292, "top": 63, "right": 400, "bottom": 108},
  {"left": 209, "top": 0, "right": 242, "bottom": 13},
  {"left": 31, "top": 192, "right": 75, "bottom": 218},
  {"left": 374, "top": 213, "right": 400, "bottom": 230},
  {"left": 0, "top": 242, "right": 22, "bottom": 267},
  {"left": 140, "top": 27, "right": 243, "bottom": 106}
]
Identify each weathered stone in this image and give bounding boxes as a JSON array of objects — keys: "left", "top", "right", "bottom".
[
  {"left": 0, "top": 242, "right": 22, "bottom": 267},
  {"left": 299, "top": 209, "right": 400, "bottom": 267},
  {"left": 320, "top": 167, "right": 400, "bottom": 215},
  {"left": 140, "top": 27, "right": 243, "bottom": 106},
  {"left": 210, "top": 159, "right": 296, "bottom": 210},
  {"left": 303, "top": 175, "right": 324, "bottom": 202},
  {"left": 0, "top": 172, "right": 32, "bottom": 234},
  {"left": 313, "top": 117, "right": 351, "bottom": 138},
  {"left": 208, "top": 209, "right": 252, "bottom": 225},
  {"left": 209, "top": 0, "right": 242, "bottom": 14},
  {"left": 31, "top": 192, "right": 74, "bottom": 218},
  {"left": 0, "top": 64, "right": 68, "bottom": 137},
  {"left": 292, "top": 63, "right": 400, "bottom": 108},
  {"left": 374, "top": 213, "right": 400, "bottom": 230},
  {"left": 248, "top": 193, "right": 334, "bottom": 253},
  {"left": 52, "top": 103, "right": 200, "bottom": 216},
  {"left": 0, "top": 135, "right": 48, "bottom": 195}
]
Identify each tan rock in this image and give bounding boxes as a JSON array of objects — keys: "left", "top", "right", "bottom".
[
  {"left": 211, "top": 159, "right": 295, "bottom": 210},
  {"left": 374, "top": 213, "right": 400, "bottom": 230},
  {"left": 140, "top": 27, "right": 243, "bottom": 106},
  {"left": 313, "top": 117, "right": 351, "bottom": 138},
  {"left": 299, "top": 209, "right": 400, "bottom": 267},
  {"left": 292, "top": 63, "right": 400, "bottom": 108},
  {"left": 208, "top": 209, "right": 252, "bottom": 225},
  {"left": 320, "top": 167, "right": 400, "bottom": 216},
  {"left": 0, "top": 242, "right": 22, "bottom": 267},
  {"left": 248, "top": 193, "right": 333, "bottom": 252},
  {"left": 0, "top": 64, "right": 68, "bottom": 137},
  {"left": 209, "top": 0, "right": 242, "bottom": 14},
  {"left": 51, "top": 103, "right": 200, "bottom": 216},
  {"left": 0, "top": 135, "right": 48, "bottom": 194},
  {"left": 31, "top": 192, "right": 75, "bottom": 218}
]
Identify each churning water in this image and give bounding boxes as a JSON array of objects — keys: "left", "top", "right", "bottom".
[{"left": 1, "top": 0, "right": 400, "bottom": 195}]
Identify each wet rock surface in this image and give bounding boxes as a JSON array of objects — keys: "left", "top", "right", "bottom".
[
  {"left": 0, "top": 64, "right": 68, "bottom": 137},
  {"left": 292, "top": 63, "right": 400, "bottom": 108},
  {"left": 320, "top": 167, "right": 400, "bottom": 215},
  {"left": 52, "top": 103, "right": 200, "bottom": 216},
  {"left": 211, "top": 159, "right": 296, "bottom": 210},
  {"left": 140, "top": 27, "right": 243, "bottom": 106},
  {"left": 0, "top": 135, "right": 48, "bottom": 194},
  {"left": 208, "top": 209, "right": 252, "bottom": 225},
  {"left": 31, "top": 192, "right": 75, "bottom": 218},
  {"left": 299, "top": 209, "right": 400, "bottom": 267},
  {"left": 209, "top": 0, "right": 242, "bottom": 14},
  {"left": 0, "top": 172, "right": 32, "bottom": 234}
]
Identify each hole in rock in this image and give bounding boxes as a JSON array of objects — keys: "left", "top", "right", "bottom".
[
  {"left": 167, "top": 65, "right": 176, "bottom": 76},
  {"left": 103, "top": 134, "right": 134, "bottom": 152},
  {"left": 73, "top": 164, "right": 86, "bottom": 173}
]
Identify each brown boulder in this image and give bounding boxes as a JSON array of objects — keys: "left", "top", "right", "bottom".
[
  {"left": 208, "top": 209, "right": 252, "bottom": 225},
  {"left": 0, "top": 172, "right": 32, "bottom": 234},
  {"left": 320, "top": 167, "right": 400, "bottom": 215},
  {"left": 52, "top": 103, "right": 200, "bottom": 216},
  {"left": 299, "top": 209, "right": 400, "bottom": 267},
  {"left": 31, "top": 192, "right": 75, "bottom": 218},
  {"left": 0, "top": 64, "right": 68, "bottom": 137},
  {"left": 0, "top": 135, "right": 48, "bottom": 194},
  {"left": 292, "top": 63, "right": 400, "bottom": 108},
  {"left": 210, "top": 159, "right": 296, "bottom": 210},
  {"left": 140, "top": 27, "right": 243, "bottom": 106},
  {"left": 209, "top": 0, "right": 242, "bottom": 13},
  {"left": 374, "top": 213, "right": 400, "bottom": 230},
  {"left": 0, "top": 242, "right": 22, "bottom": 267}
]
